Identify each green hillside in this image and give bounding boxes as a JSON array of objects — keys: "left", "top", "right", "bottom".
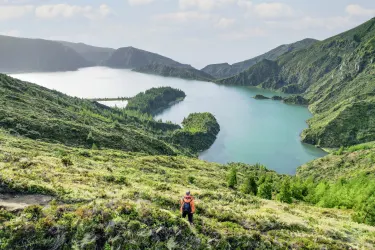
[
  {"left": 0, "top": 130, "right": 374, "bottom": 249},
  {"left": 202, "top": 38, "right": 317, "bottom": 79},
  {"left": 218, "top": 18, "right": 375, "bottom": 148},
  {"left": 0, "top": 74, "right": 184, "bottom": 155}
]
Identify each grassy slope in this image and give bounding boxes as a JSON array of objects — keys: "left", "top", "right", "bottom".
[
  {"left": 0, "top": 131, "right": 374, "bottom": 249},
  {"left": 297, "top": 142, "right": 375, "bottom": 181},
  {"left": 0, "top": 74, "right": 183, "bottom": 155},
  {"left": 218, "top": 18, "right": 375, "bottom": 148}
]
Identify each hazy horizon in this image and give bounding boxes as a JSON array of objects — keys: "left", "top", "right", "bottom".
[{"left": 1, "top": 0, "right": 375, "bottom": 68}]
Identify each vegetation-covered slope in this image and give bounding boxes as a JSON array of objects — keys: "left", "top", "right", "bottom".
[
  {"left": 218, "top": 18, "right": 375, "bottom": 148},
  {"left": 58, "top": 41, "right": 115, "bottom": 65},
  {"left": 0, "top": 74, "right": 183, "bottom": 155},
  {"left": 133, "top": 63, "right": 215, "bottom": 82},
  {"left": 126, "top": 87, "right": 186, "bottom": 115},
  {"left": 0, "top": 131, "right": 374, "bottom": 249},
  {"left": 171, "top": 113, "right": 220, "bottom": 152},
  {"left": 103, "top": 46, "right": 191, "bottom": 69},
  {"left": 0, "top": 35, "right": 93, "bottom": 73},
  {"left": 202, "top": 38, "right": 317, "bottom": 79}
]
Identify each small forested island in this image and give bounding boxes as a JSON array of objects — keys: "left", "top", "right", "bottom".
[
  {"left": 254, "top": 94, "right": 270, "bottom": 100},
  {"left": 133, "top": 63, "right": 215, "bottom": 82},
  {"left": 125, "top": 87, "right": 186, "bottom": 115},
  {"left": 171, "top": 112, "right": 220, "bottom": 152}
]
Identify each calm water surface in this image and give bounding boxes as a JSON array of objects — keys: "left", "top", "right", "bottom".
[{"left": 11, "top": 67, "right": 326, "bottom": 174}]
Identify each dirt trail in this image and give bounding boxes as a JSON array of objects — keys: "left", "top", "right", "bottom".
[{"left": 0, "top": 194, "right": 53, "bottom": 211}]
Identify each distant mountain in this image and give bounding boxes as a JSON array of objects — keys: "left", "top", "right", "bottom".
[
  {"left": 133, "top": 63, "right": 215, "bottom": 82},
  {"left": 0, "top": 35, "right": 93, "bottom": 73},
  {"left": 58, "top": 41, "right": 115, "bottom": 65},
  {"left": 218, "top": 17, "right": 375, "bottom": 148},
  {"left": 103, "top": 46, "right": 192, "bottom": 69},
  {"left": 202, "top": 38, "right": 318, "bottom": 79}
]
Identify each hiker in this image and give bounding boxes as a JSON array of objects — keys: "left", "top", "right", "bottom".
[{"left": 180, "top": 191, "right": 195, "bottom": 224}]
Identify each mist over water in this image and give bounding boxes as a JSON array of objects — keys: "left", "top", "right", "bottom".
[{"left": 12, "top": 66, "right": 326, "bottom": 174}]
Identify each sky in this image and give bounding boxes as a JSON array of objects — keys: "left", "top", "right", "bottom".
[{"left": 1, "top": 0, "right": 375, "bottom": 68}]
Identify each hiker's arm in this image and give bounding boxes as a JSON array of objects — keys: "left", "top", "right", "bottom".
[{"left": 191, "top": 199, "right": 195, "bottom": 213}]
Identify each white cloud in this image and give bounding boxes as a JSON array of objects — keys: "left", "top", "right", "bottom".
[
  {"left": 266, "top": 15, "right": 354, "bottom": 31},
  {"left": 98, "top": 4, "right": 112, "bottom": 17},
  {"left": 346, "top": 4, "right": 375, "bottom": 17},
  {"left": 179, "top": 0, "right": 235, "bottom": 11},
  {"left": 237, "top": 0, "right": 252, "bottom": 10},
  {"left": 0, "top": 29, "right": 21, "bottom": 36},
  {"left": 128, "top": 0, "right": 154, "bottom": 6},
  {"left": 220, "top": 27, "right": 267, "bottom": 40},
  {"left": 215, "top": 18, "right": 236, "bottom": 28},
  {"left": 35, "top": 4, "right": 111, "bottom": 20},
  {"left": 0, "top": 5, "right": 33, "bottom": 20},
  {"left": 155, "top": 11, "right": 212, "bottom": 22},
  {"left": 253, "top": 3, "right": 294, "bottom": 19}
]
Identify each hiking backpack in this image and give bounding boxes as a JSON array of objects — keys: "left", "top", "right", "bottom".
[{"left": 183, "top": 200, "right": 191, "bottom": 212}]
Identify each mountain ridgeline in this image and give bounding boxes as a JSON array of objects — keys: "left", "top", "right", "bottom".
[
  {"left": 202, "top": 38, "right": 318, "bottom": 79},
  {"left": 103, "top": 46, "right": 191, "bottom": 69},
  {"left": 217, "top": 18, "right": 375, "bottom": 148},
  {"left": 133, "top": 63, "right": 215, "bottom": 82},
  {"left": 0, "top": 35, "right": 93, "bottom": 73},
  {"left": 58, "top": 41, "right": 115, "bottom": 65}
]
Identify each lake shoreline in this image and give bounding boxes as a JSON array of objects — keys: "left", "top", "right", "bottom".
[{"left": 11, "top": 66, "right": 327, "bottom": 174}]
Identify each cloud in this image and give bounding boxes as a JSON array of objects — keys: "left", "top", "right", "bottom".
[
  {"left": 220, "top": 27, "right": 267, "bottom": 40},
  {"left": 179, "top": 0, "right": 235, "bottom": 11},
  {"left": 155, "top": 11, "right": 212, "bottom": 22},
  {"left": 238, "top": 1, "right": 297, "bottom": 20},
  {"left": 0, "top": 29, "right": 21, "bottom": 36},
  {"left": 346, "top": 4, "right": 375, "bottom": 17},
  {"left": 237, "top": 0, "right": 252, "bottom": 10},
  {"left": 215, "top": 18, "right": 236, "bottom": 28},
  {"left": 128, "top": 0, "right": 154, "bottom": 6},
  {"left": 35, "top": 4, "right": 111, "bottom": 19},
  {"left": 0, "top": 5, "right": 33, "bottom": 20},
  {"left": 253, "top": 3, "right": 294, "bottom": 19}
]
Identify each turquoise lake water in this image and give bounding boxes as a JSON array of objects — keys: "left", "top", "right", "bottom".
[{"left": 11, "top": 67, "right": 326, "bottom": 174}]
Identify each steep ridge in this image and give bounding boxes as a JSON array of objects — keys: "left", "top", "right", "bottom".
[
  {"left": 133, "top": 63, "right": 215, "bottom": 82},
  {"left": 202, "top": 38, "right": 318, "bottom": 79},
  {"left": 103, "top": 46, "right": 192, "bottom": 69},
  {"left": 58, "top": 41, "right": 115, "bottom": 65},
  {"left": 218, "top": 18, "right": 375, "bottom": 148},
  {"left": 0, "top": 35, "right": 93, "bottom": 73}
]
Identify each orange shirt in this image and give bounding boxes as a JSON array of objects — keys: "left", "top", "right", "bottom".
[{"left": 180, "top": 195, "right": 195, "bottom": 213}]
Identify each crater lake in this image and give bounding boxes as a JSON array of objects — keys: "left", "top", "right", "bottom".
[{"left": 11, "top": 66, "right": 326, "bottom": 174}]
